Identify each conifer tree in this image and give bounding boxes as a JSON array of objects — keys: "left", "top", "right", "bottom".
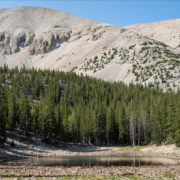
[{"left": 0, "top": 84, "right": 7, "bottom": 145}]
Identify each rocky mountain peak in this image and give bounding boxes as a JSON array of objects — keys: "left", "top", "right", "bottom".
[{"left": 0, "top": 6, "right": 180, "bottom": 91}]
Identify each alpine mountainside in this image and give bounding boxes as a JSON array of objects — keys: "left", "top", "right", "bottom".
[{"left": 0, "top": 6, "right": 180, "bottom": 90}]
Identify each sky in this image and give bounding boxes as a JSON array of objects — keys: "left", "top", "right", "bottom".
[{"left": 0, "top": 0, "right": 179, "bottom": 27}]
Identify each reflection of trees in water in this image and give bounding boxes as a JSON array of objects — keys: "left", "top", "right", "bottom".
[{"left": 32, "top": 156, "right": 180, "bottom": 167}]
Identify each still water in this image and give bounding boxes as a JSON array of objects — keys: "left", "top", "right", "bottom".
[{"left": 29, "top": 156, "right": 180, "bottom": 167}]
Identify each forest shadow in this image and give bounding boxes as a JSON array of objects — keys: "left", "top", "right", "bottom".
[{"left": 0, "top": 130, "right": 114, "bottom": 164}]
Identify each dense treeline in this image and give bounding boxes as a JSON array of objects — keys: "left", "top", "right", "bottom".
[{"left": 0, "top": 65, "right": 180, "bottom": 146}]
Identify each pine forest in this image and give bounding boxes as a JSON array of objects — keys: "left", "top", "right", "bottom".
[{"left": 0, "top": 65, "right": 180, "bottom": 147}]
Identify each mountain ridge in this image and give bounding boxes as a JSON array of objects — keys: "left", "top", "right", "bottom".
[{"left": 0, "top": 6, "right": 179, "bottom": 91}]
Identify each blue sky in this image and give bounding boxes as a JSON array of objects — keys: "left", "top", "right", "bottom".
[{"left": 0, "top": 0, "right": 179, "bottom": 27}]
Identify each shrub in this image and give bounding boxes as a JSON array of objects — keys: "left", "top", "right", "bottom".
[
  {"left": 129, "top": 45, "right": 135, "bottom": 49},
  {"left": 141, "top": 42, "right": 148, "bottom": 46},
  {"left": 140, "top": 47, "right": 150, "bottom": 53},
  {"left": 54, "top": 25, "right": 60, "bottom": 28}
]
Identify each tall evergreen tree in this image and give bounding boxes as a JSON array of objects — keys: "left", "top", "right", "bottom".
[{"left": 0, "top": 84, "right": 7, "bottom": 145}]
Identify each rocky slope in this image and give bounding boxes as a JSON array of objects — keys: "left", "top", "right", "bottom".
[{"left": 0, "top": 6, "right": 180, "bottom": 90}]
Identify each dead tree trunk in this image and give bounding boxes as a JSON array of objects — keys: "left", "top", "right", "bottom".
[{"left": 130, "top": 112, "right": 136, "bottom": 146}]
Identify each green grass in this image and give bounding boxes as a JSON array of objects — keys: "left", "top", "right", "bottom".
[{"left": 164, "top": 173, "right": 176, "bottom": 180}]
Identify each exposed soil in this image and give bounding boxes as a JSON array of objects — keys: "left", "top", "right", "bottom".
[{"left": 0, "top": 164, "right": 180, "bottom": 178}]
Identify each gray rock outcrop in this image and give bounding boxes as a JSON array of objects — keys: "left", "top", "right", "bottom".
[{"left": 0, "top": 27, "right": 72, "bottom": 55}]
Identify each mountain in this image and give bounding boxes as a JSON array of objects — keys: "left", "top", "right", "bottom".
[{"left": 0, "top": 6, "right": 180, "bottom": 90}]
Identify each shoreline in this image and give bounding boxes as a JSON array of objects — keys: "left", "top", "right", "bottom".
[
  {"left": 1, "top": 131, "right": 180, "bottom": 178},
  {"left": 1, "top": 142, "right": 180, "bottom": 163},
  {"left": 0, "top": 127, "right": 180, "bottom": 160},
  {"left": 0, "top": 150, "right": 180, "bottom": 179},
  {"left": 1, "top": 145, "right": 180, "bottom": 161}
]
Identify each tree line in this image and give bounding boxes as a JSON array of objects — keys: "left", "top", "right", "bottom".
[{"left": 0, "top": 65, "right": 180, "bottom": 146}]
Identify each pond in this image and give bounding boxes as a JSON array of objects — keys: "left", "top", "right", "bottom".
[{"left": 28, "top": 156, "right": 180, "bottom": 167}]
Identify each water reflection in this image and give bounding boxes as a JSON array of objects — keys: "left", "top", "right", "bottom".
[{"left": 29, "top": 156, "right": 180, "bottom": 167}]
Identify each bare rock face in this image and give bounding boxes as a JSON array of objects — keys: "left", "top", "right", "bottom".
[
  {"left": 0, "top": 27, "right": 72, "bottom": 55},
  {"left": 29, "top": 27, "right": 72, "bottom": 55},
  {"left": 0, "top": 30, "right": 33, "bottom": 54}
]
